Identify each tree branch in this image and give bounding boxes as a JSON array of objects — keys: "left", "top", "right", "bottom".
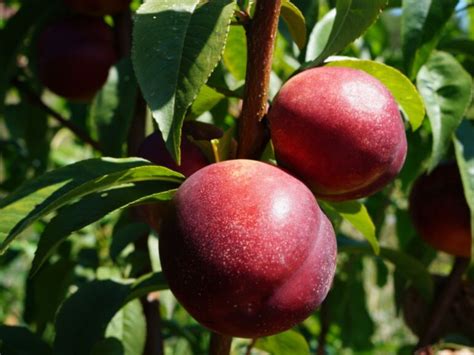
[
  {"left": 416, "top": 256, "right": 471, "bottom": 349},
  {"left": 237, "top": 0, "right": 282, "bottom": 159},
  {"left": 12, "top": 78, "right": 103, "bottom": 152}
]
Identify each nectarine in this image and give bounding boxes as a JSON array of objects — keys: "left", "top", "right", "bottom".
[
  {"left": 268, "top": 66, "right": 407, "bottom": 201},
  {"left": 409, "top": 162, "right": 471, "bottom": 257},
  {"left": 37, "top": 16, "right": 117, "bottom": 101},
  {"left": 159, "top": 159, "right": 337, "bottom": 337}
]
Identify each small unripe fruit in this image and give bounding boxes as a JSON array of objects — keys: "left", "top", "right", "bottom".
[
  {"left": 64, "top": 0, "right": 131, "bottom": 16},
  {"left": 159, "top": 159, "right": 337, "bottom": 338},
  {"left": 409, "top": 162, "right": 471, "bottom": 257},
  {"left": 37, "top": 16, "right": 117, "bottom": 101},
  {"left": 268, "top": 66, "right": 407, "bottom": 201}
]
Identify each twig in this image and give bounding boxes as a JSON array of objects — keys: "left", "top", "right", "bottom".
[
  {"left": 316, "top": 301, "right": 330, "bottom": 355},
  {"left": 416, "top": 256, "right": 471, "bottom": 349},
  {"left": 245, "top": 338, "right": 257, "bottom": 355},
  {"left": 236, "top": 0, "right": 282, "bottom": 159},
  {"left": 209, "top": 333, "right": 233, "bottom": 355},
  {"left": 12, "top": 78, "right": 103, "bottom": 152}
]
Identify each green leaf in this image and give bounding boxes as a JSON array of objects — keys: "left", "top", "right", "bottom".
[
  {"left": 0, "top": 326, "right": 52, "bottom": 355},
  {"left": 223, "top": 25, "right": 247, "bottom": 82},
  {"left": 454, "top": 120, "right": 474, "bottom": 256},
  {"left": 188, "top": 85, "right": 225, "bottom": 119},
  {"left": 401, "top": 0, "right": 458, "bottom": 78},
  {"left": 338, "top": 236, "right": 434, "bottom": 302},
  {"left": 90, "top": 59, "right": 138, "bottom": 157},
  {"left": 321, "top": 200, "right": 379, "bottom": 255},
  {"left": 105, "top": 300, "right": 146, "bottom": 355},
  {"left": 255, "top": 330, "right": 310, "bottom": 355},
  {"left": 54, "top": 274, "right": 168, "bottom": 355},
  {"left": 416, "top": 51, "right": 472, "bottom": 170},
  {"left": 0, "top": 158, "right": 183, "bottom": 253},
  {"left": 30, "top": 182, "right": 177, "bottom": 275},
  {"left": 281, "top": 0, "right": 307, "bottom": 50},
  {"left": 326, "top": 59, "right": 425, "bottom": 131},
  {"left": 132, "top": 0, "right": 234, "bottom": 163},
  {"left": 305, "top": 9, "right": 336, "bottom": 62},
  {"left": 305, "top": 0, "right": 387, "bottom": 67}
]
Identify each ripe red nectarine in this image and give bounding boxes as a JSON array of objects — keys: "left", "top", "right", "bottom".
[
  {"left": 159, "top": 159, "right": 337, "bottom": 337},
  {"left": 268, "top": 66, "right": 407, "bottom": 201},
  {"left": 37, "top": 16, "right": 117, "bottom": 101},
  {"left": 64, "top": 0, "right": 131, "bottom": 16},
  {"left": 409, "top": 162, "right": 471, "bottom": 257}
]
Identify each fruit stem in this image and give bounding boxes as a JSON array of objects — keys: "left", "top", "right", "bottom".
[
  {"left": 209, "top": 333, "right": 233, "bottom": 355},
  {"left": 12, "top": 77, "right": 103, "bottom": 153},
  {"left": 236, "top": 0, "right": 282, "bottom": 159},
  {"left": 416, "top": 256, "right": 471, "bottom": 349}
]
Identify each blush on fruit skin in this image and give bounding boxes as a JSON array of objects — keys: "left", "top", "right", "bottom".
[
  {"left": 268, "top": 66, "right": 407, "bottom": 202},
  {"left": 159, "top": 159, "right": 337, "bottom": 338},
  {"left": 37, "top": 16, "right": 117, "bottom": 102},
  {"left": 409, "top": 162, "right": 471, "bottom": 258},
  {"left": 64, "top": 0, "right": 131, "bottom": 16}
]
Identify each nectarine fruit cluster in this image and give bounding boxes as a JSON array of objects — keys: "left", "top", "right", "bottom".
[
  {"left": 139, "top": 67, "right": 409, "bottom": 337},
  {"left": 36, "top": 0, "right": 131, "bottom": 101}
]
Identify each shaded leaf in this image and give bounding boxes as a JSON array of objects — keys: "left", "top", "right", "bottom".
[
  {"left": 90, "top": 59, "right": 138, "bottom": 157},
  {"left": 54, "top": 274, "right": 168, "bottom": 355},
  {"left": 0, "top": 325, "right": 52, "bottom": 355},
  {"left": 417, "top": 51, "right": 472, "bottom": 170}
]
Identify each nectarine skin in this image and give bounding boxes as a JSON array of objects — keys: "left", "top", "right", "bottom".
[
  {"left": 409, "top": 162, "right": 471, "bottom": 257},
  {"left": 268, "top": 66, "right": 407, "bottom": 201},
  {"left": 37, "top": 16, "right": 117, "bottom": 101},
  {"left": 159, "top": 160, "right": 337, "bottom": 338},
  {"left": 64, "top": 0, "right": 131, "bottom": 16}
]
